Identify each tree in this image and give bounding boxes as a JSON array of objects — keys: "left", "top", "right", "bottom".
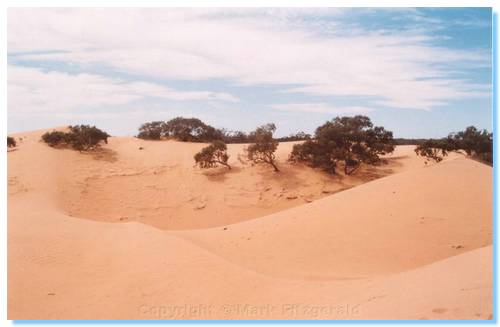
[
  {"left": 451, "top": 126, "right": 492, "bottom": 160},
  {"left": 220, "top": 129, "right": 252, "bottom": 144},
  {"left": 290, "top": 116, "right": 395, "bottom": 175},
  {"left": 414, "top": 139, "right": 451, "bottom": 162},
  {"left": 247, "top": 123, "right": 280, "bottom": 172},
  {"left": 164, "top": 117, "right": 223, "bottom": 142},
  {"left": 276, "top": 131, "right": 311, "bottom": 142},
  {"left": 41, "top": 131, "right": 70, "bottom": 147},
  {"left": 415, "top": 126, "right": 492, "bottom": 165},
  {"left": 137, "top": 121, "right": 167, "bottom": 140},
  {"left": 67, "top": 125, "right": 110, "bottom": 151},
  {"left": 136, "top": 117, "right": 224, "bottom": 142},
  {"left": 41, "top": 125, "right": 109, "bottom": 151},
  {"left": 194, "top": 140, "right": 231, "bottom": 169},
  {"left": 7, "top": 136, "right": 16, "bottom": 148}
]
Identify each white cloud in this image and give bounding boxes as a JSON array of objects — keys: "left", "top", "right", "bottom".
[
  {"left": 8, "top": 8, "right": 490, "bottom": 112},
  {"left": 7, "top": 65, "right": 238, "bottom": 115},
  {"left": 269, "top": 103, "right": 373, "bottom": 115}
]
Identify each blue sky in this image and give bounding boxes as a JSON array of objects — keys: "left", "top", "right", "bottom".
[{"left": 7, "top": 8, "right": 492, "bottom": 138}]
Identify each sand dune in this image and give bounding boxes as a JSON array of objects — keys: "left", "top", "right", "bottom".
[
  {"left": 7, "top": 129, "right": 492, "bottom": 320},
  {"left": 178, "top": 156, "right": 492, "bottom": 280}
]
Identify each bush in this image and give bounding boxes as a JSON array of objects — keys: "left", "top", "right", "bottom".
[
  {"left": 414, "top": 139, "right": 450, "bottom": 162},
  {"left": 194, "top": 140, "right": 231, "bottom": 169},
  {"left": 137, "top": 121, "right": 167, "bottom": 140},
  {"left": 290, "top": 116, "right": 395, "bottom": 175},
  {"left": 165, "top": 117, "right": 223, "bottom": 142},
  {"left": 393, "top": 138, "right": 427, "bottom": 146},
  {"left": 137, "top": 117, "right": 224, "bottom": 142},
  {"left": 68, "top": 125, "right": 110, "bottom": 151},
  {"left": 220, "top": 129, "right": 252, "bottom": 144},
  {"left": 7, "top": 136, "right": 16, "bottom": 148},
  {"left": 276, "top": 131, "right": 311, "bottom": 142},
  {"left": 247, "top": 123, "right": 280, "bottom": 172},
  {"left": 451, "top": 126, "right": 492, "bottom": 162},
  {"left": 41, "top": 125, "right": 109, "bottom": 151},
  {"left": 415, "top": 126, "right": 493, "bottom": 165},
  {"left": 41, "top": 131, "right": 69, "bottom": 147}
]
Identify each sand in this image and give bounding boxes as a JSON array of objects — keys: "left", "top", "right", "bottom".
[{"left": 7, "top": 128, "right": 493, "bottom": 320}]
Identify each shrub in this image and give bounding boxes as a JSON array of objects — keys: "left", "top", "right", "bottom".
[
  {"left": 194, "top": 140, "right": 231, "bottom": 169},
  {"left": 451, "top": 126, "right": 492, "bottom": 161},
  {"left": 7, "top": 136, "right": 16, "bottom": 148},
  {"left": 68, "top": 125, "right": 110, "bottom": 151},
  {"left": 41, "top": 131, "right": 69, "bottom": 147},
  {"left": 138, "top": 117, "right": 224, "bottom": 142},
  {"left": 393, "top": 138, "right": 427, "bottom": 146},
  {"left": 276, "top": 131, "right": 311, "bottom": 142},
  {"left": 164, "top": 117, "right": 223, "bottom": 142},
  {"left": 290, "top": 116, "right": 395, "bottom": 175},
  {"left": 137, "top": 121, "right": 167, "bottom": 140},
  {"left": 41, "top": 125, "right": 109, "bottom": 151},
  {"left": 414, "top": 139, "right": 451, "bottom": 162},
  {"left": 220, "top": 129, "right": 252, "bottom": 144},
  {"left": 247, "top": 123, "right": 280, "bottom": 172},
  {"left": 415, "top": 126, "right": 492, "bottom": 165}
]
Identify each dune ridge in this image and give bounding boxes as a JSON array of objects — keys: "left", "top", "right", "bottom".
[{"left": 7, "top": 129, "right": 493, "bottom": 320}]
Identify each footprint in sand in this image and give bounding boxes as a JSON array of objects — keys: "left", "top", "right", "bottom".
[
  {"left": 195, "top": 203, "right": 206, "bottom": 210},
  {"left": 432, "top": 308, "right": 448, "bottom": 314}
]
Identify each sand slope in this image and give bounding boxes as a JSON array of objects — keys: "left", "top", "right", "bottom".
[
  {"left": 64, "top": 138, "right": 431, "bottom": 230},
  {"left": 178, "top": 157, "right": 492, "bottom": 280},
  {"left": 7, "top": 129, "right": 493, "bottom": 320}
]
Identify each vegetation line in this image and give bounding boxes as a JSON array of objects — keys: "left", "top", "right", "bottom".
[{"left": 7, "top": 116, "right": 492, "bottom": 175}]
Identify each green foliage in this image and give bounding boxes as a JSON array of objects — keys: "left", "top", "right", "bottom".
[
  {"left": 68, "top": 125, "right": 110, "bottom": 151},
  {"left": 7, "top": 136, "right": 16, "bottom": 148},
  {"left": 194, "top": 140, "right": 231, "bottom": 169},
  {"left": 393, "top": 138, "right": 428, "bottom": 146},
  {"left": 247, "top": 123, "right": 280, "bottom": 172},
  {"left": 220, "top": 129, "right": 252, "bottom": 144},
  {"left": 137, "top": 121, "right": 167, "bottom": 140},
  {"left": 41, "top": 131, "right": 69, "bottom": 147},
  {"left": 137, "top": 117, "right": 224, "bottom": 142},
  {"left": 136, "top": 118, "right": 310, "bottom": 144},
  {"left": 415, "top": 126, "right": 493, "bottom": 165},
  {"left": 276, "top": 131, "right": 311, "bottom": 142},
  {"left": 451, "top": 126, "right": 492, "bottom": 160},
  {"left": 41, "top": 125, "right": 109, "bottom": 151},
  {"left": 290, "top": 115, "right": 395, "bottom": 175},
  {"left": 165, "top": 117, "right": 223, "bottom": 142},
  {"left": 414, "top": 139, "right": 450, "bottom": 162}
]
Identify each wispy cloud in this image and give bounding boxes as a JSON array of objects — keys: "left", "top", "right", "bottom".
[
  {"left": 8, "top": 65, "right": 239, "bottom": 115},
  {"left": 7, "top": 8, "right": 492, "bottom": 137},
  {"left": 8, "top": 8, "right": 490, "bottom": 113},
  {"left": 269, "top": 103, "right": 373, "bottom": 115}
]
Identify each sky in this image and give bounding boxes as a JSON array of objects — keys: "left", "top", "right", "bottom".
[{"left": 7, "top": 8, "right": 493, "bottom": 138}]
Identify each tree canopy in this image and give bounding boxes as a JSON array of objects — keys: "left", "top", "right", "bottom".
[
  {"left": 41, "top": 125, "right": 110, "bottom": 151},
  {"left": 194, "top": 140, "right": 231, "bottom": 169},
  {"left": 137, "top": 117, "right": 224, "bottom": 142},
  {"left": 164, "top": 117, "right": 223, "bottom": 142},
  {"left": 415, "top": 126, "right": 492, "bottom": 165},
  {"left": 247, "top": 123, "right": 280, "bottom": 172},
  {"left": 290, "top": 115, "right": 395, "bottom": 174},
  {"left": 137, "top": 121, "right": 168, "bottom": 140},
  {"left": 7, "top": 136, "right": 16, "bottom": 148}
]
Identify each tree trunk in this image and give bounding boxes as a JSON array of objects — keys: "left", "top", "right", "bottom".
[
  {"left": 330, "top": 159, "right": 337, "bottom": 175},
  {"left": 215, "top": 160, "right": 231, "bottom": 170},
  {"left": 345, "top": 162, "right": 360, "bottom": 175},
  {"left": 270, "top": 161, "right": 279, "bottom": 172}
]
